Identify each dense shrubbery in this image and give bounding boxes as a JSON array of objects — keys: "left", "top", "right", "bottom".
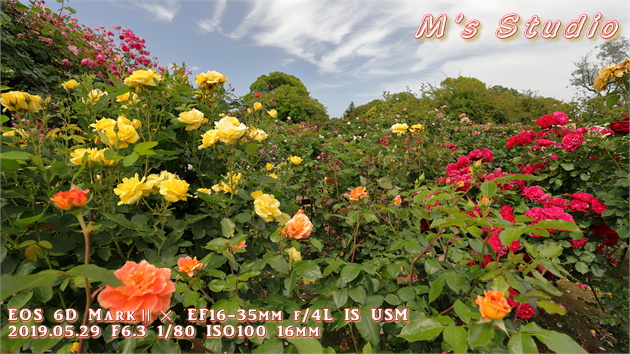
[{"left": 1, "top": 1, "right": 628, "bottom": 354}]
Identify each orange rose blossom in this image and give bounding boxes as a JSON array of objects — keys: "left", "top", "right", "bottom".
[
  {"left": 475, "top": 290, "right": 511, "bottom": 321},
  {"left": 177, "top": 256, "right": 205, "bottom": 276},
  {"left": 348, "top": 186, "right": 368, "bottom": 201},
  {"left": 50, "top": 186, "right": 90, "bottom": 210},
  {"left": 282, "top": 210, "right": 313, "bottom": 240},
  {"left": 98, "top": 260, "right": 175, "bottom": 324}
]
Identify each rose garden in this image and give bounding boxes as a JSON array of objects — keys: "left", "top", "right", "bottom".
[{"left": 1, "top": 1, "right": 629, "bottom": 353}]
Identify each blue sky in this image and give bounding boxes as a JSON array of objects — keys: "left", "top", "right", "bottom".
[{"left": 48, "top": 0, "right": 629, "bottom": 118}]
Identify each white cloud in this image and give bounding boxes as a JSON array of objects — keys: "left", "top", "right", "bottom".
[{"left": 116, "top": 0, "right": 181, "bottom": 22}]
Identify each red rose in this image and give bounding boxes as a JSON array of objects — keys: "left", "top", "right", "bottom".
[
  {"left": 610, "top": 116, "right": 629, "bottom": 135},
  {"left": 516, "top": 303, "right": 536, "bottom": 319},
  {"left": 536, "top": 114, "right": 554, "bottom": 128},
  {"left": 569, "top": 237, "right": 588, "bottom": 248},
  {"left": 551, "top": 111, "right": 569, "bottom": 126},
  {"left": 522, "top": 186, "right": 549, "bottom": 203},
  {"left": 516, "top": 130, "right": 535, "bottom": 145},
  {"left": 506, "top": 136, "right": 517, "bottom": 149},
  {"left": 500, "top": 205, "right": 516, "bottom": 223},
  {"left": 561, "top": 133, "right": 584, "bottom": 152}
]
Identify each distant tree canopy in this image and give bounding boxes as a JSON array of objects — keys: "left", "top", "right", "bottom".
[
  {"left": 243, "top": 71, "right": 328, "bottom": 123},
  {"left": 344, "top": 76, "right": 571, "bottom": 125}
]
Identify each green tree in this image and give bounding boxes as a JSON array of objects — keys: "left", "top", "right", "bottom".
[
  {"left": 244, "top": 71, "right": 328, "bottom": 123},
  {"left": 570, "top": 36, "right": 629, "bottom": 96}
]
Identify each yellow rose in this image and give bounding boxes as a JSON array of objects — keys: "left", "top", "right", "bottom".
[
  {"left": 70, "top": 148, "right": 99, "bottom": 166},
  {"left": 212, "top": 172, "right": 242, "bottom": 195},
  {"left": 61, "top": 79, "right": 79, "bottom": 91},
  {"left": 247, "top": 108, "right": 253, "bottom": 115},
  {"left": 267, "top": 109, "right": 278, "bottom": 118},
  {"left": 196, "top": 188, "right": 212, "bottom": 195},
  {"left": 103, "top": 123, "right": 139, "bottom": 148},
  {"left": 286, "top": 247, "right": 302, "bottom": 263},
  {"left": 249, "top": 128, "right": 268, "bottom": 142},
  {"left": 2, "top": 129, "right": 28, "bottom": 147},
  {"left": 116, "top": 92, "right": 139, "bottom": 106},
  {"left": 114, "top": 174, "right": 147, "bottom": 205},
  {"left": 410, "top": 124, "right": 423, "bottom": 133},
  {"left": 215, "top": 116, "right": 248, "bottom": 144},
  {"left": 178, "top": 108, "right": 208, "bottom": 131},
  {"left": 268, "top": 173, "right": 278, "bottom": 179},
  {"left": 253, "top": 102, "right": 263, "bottom": 111},
  {"left": 251, "top": 190, "right": 282, "bottom": 222},
  {"left": 198, "top": 129, "right": 221, "bottom": 149},
  {"left": 195, "top": 70, "right": 227, "bottom": 89},
  {"left": 90, "top": 118, "right": 116, "bottom": 132},
  {"left": 288, "top": 156, "right": 303, "bottom": 165},
  {"left": 390, "top": 123, "right": 409, "bottom": 136},
  {"left": 265, "top": 163, "right": 274, "bottom": 171},
  {"left": 84, "top": 89, "right": 107, "bottom": 105},
  {"left": 123, "top": 69, "right": 162, "bottom": 88},
  {"left": 159, "top": 178, "right": 191, "bottom": 203},
  {"left": 0, "top": 91, "right": 43, "bottom": 112}
]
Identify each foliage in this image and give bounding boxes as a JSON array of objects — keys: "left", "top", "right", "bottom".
[
  {"left": 571, "top": 36, "right": 629, "bottom": 97},
  {"left": 0, "top": 2, "right": 628, "bottom": 354},
  {"left": 243, "top": 71, "right": 329, "bottom": 124}
]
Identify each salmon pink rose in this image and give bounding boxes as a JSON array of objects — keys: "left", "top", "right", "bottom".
[
  {"left": 98, "top": 260, "right": 175, "bottom": 324},
  {"left": 282, "top": 210, "right": 313, "bottom": 240}
]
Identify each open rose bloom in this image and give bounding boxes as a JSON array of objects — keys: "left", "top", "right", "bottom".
[
  {"left": 348, "top": 186, "right": 368, "bottom": 201},
  {"left": 282, "top": 210, "right": 313, "bottom": 240},
  {"left": 178, "top": 256, "right": 205, "bottom": 276},
  {"left": 98, "top": 260, "right": 175, "bottom": 324}
]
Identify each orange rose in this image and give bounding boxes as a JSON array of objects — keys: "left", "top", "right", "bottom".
[
  {"left": 282, "top": 209, "right": 313, "bottom": 240},
  {"left": 475, "top": 290, "right": 511, "bottom": 321},
  {"left": 177, "top": 256, "right": 205, "bottom": 277},
  {"left": 393, "top": 195, "right": 402, "bottom": 206},
  {"left": 230, "top": 240, "right": 247, "bottom": 250},
  {"left": 50, "top": 186, "right": 90, "bottom": 211},
  {"left": 348, "top": 186, "right": 368, "bottom": 201},
  {"left": 98, "top": 260, "right": 175, "bottom": 324}
]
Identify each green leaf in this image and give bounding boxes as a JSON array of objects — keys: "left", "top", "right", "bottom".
[
  {"left": 536, "top": 300, "right": 566, "bottom": 315},
  {"left": 340, "top": 263, "right": 361, "bottom": 283},
  {"left": 480, "top": 181, "right": 498, "bottom": 198},
  {"left": 398, "top": 317, "right": 443, "bottom": 342},
  {"left": 134, "top": 141, "right": 158, "bottom": 155},
  {"left": 575, "top": 261, "right": 589, "bottom": 274},
  {"left": 443, "top": 325, "right": 467, "bottom": 354},
  {"left": 123, "top": 151, "right": 139, "bottom": 166},
  {"left": 446, "top": 271, "right": 467, "bottom": 292},
  {"left": 0, "top": 151, "right": 32, "bottom": 160},
  {"left": 537, "top": 242, "right": 563, "bottom": 258},
  {"left": 252, "top": 338, "right": 284, "bottom": 354},
  {"left": 151, "top": 338, "right": 182, "bottom": 353},
  {"left": 362, "top": 341, "right": 373, "bottom": 354},
  {"left": 356, "top": 306, "right": 380, "bottom": 347},
  {"left": 286, "top": 337, "right": 323, "bottom": 354},
  {"left": 348, "top": 286, "right": 367, "bottom": 305},
  {"left": 560, "top": 163, "right": 574, "bottom": 171},
  {"left": 293, "top": 261, "right": 322, "bottom": 279},
  {"left": 14, "top": 213, "right": 44, "bottom": 228},
  {"left": 65, "top": 264, "right": 123, "bottom": 287},
  {"left": 500, "top": 227, "right": 525, "bottom": 246},
  {"left": 30, "top": 336, "right": 63, "bottom": 354},
  {"left": 529, "top": 219, "right": 579, "bottom": 232},
  {"left": 467, "top": 322, "right": 493, "bottom": 348},
  {"left": 1, "top": 270, "right": 61, "bottom": 300},
  {"left": 333, "top": 289, "right": 348, "bottom": 308},
  {"left": 429, "top": 276, "right": 446, "bottom": 303},
  {"left": 266, "top": 254, "right": 289, "bottom": 274},
  {"left": 507, "top": 333, "right": 538, "bottom": 354},
  {"left": 377, "top": 177, "right": 394, "bottom": 190},
  {"left": 221, "top": 218, "right": 236, "bottom": 238},
  {"left": 453, "top": 300, "right": 472, "bottom": 323},
  {"left": 533, "top": 329, "right": 587, "bottom": 354}
]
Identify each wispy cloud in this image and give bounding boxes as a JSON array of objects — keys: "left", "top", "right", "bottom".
[{"left": 119, "top": 0, "right": 181, "bottom": 22}]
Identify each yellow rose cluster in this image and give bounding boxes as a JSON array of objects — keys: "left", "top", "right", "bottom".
[
  {"left": 248, "top": 128, "right": 268, "bottom": 142},
  {"left": 0, "top": 91, "right": 44, "bottom": 113},
  {"left": 177, "top": 108, "right": 208, "bottom": 131},
  {"left": 250, "top": 190, "right": 282, "bottom": 222},
  {"left": 114, "top": 171, "right": 191, "bottom": 205},
  {"left": 2, "top": 129, "right": 28, "bottom": 147},
  {"left": 70, "top": 148, "right": 116, "bottom": 166},
  {"left": 390, "top": 123, "right": 423, "bottom": 136},
  {"left": 593, "top": 57, "right": 630, "bottom": 91},
  {"left": 195, "top": 70, "right": 227, "bottom": 90},
  {"left": 123, "top": 69, "right": 163, "bottom": 88},
  {"left": 198, "top": 116, "right": 249, "bottom": 149},
  {"left": 90, "top": 116, "right": 141, "bottom": 149},
  {"left": 212, "top": 172, "right": 242, "bottom": 195}
]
